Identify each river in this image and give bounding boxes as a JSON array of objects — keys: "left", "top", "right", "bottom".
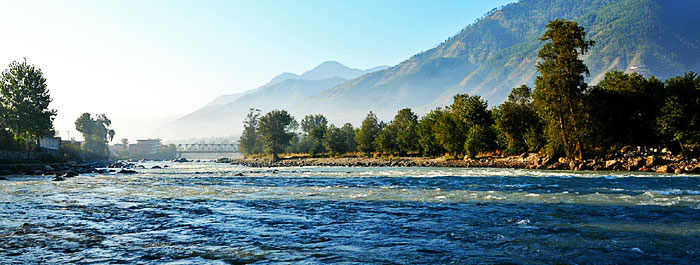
[{"left": 1, "top": 162, "right": 699, "bottom": 264}]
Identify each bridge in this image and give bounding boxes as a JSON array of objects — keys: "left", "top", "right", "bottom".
[{"left": 175, "top": 144, "right": 240, "bottom": 157}]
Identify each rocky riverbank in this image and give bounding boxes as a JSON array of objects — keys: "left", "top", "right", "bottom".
[
  {"left": 0, "top": 161, "right": 150, "bottom": 181},
  {"left": 230, "top": 150, "right": 700, "bottom": 174}
]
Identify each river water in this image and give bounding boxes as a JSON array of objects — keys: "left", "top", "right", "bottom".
[{"left": 1, "top": 162, "right": 699, "bottom": 264}]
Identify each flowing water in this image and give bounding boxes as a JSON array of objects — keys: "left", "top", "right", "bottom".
[{"left": 1, "top": 162, "right": 700, "bottom": 264}]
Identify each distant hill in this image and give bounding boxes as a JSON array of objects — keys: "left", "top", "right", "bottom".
[
  {"left": 153, "top": 62, "right": 389, "bottom": 139},
  {"left": 156, "top": 0, "right": 700, "bottom": 140},
  {"left": 293, "top": 0, "right": 700, "bottom": 126}
]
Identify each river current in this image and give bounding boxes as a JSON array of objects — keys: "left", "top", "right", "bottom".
[{"left": 1, "top": 162, "right": 699, "bottom": 264}]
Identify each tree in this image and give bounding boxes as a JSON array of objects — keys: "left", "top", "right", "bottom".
[
  {"left": 341, "top": 123, "right": 357, "bottom": 153},
  {"left": 496, "top": 85, "right": 543, "bottom": 154},
  {"left": 355, "top": 111, "right": 382, "bottom": 156},
  {"left": 300, "top": 114, "right": 328, "bottom": 156},
  {"left": 391, "top": 108, "right": 420, "bottom": 156},
  {"left": 417, "top": 109, "right": 446, "bottom": 156},
  {"left": 0, "top": 59, "right": 56, "bottom": 147},
  {"left": 433, "top": 108, "right": 462, "bottom": 157},
  {"left": 587, "top": 71, "right": 665, "bottom": 153},
  {"left": 257, "top": 110, "right": 297, "bottom": 160},
  {"left": 656, "top": 72, "right": 700, "bottom": 156},
  {"left": 239, "top": 108, "right": 262, "bottom": 156},
  {"left": 533, "top": 19, "right": 594, "bottom": 160},
  {"left": 323, "top": 124, "right": 345, "bottom": 156},
  {"left": 376, "top": 124, "right": 398, "bottom": 156},
  {"left": 464, "top": 124, "right": 496, "bottom": 158},
  {"left": 75, "top": 113, "right": 115, "bottom": 159}
]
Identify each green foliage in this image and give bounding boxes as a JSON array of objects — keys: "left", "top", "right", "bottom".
[
  {"left": 390, "top": 108, "right": 420, "bottom": 156},
  {"left": 464, "top": 124, "right": 496, "bottom": 158},
  {"left": 75, "top": 113, "right": 115, "bottom": 159},
  {"left": 341, "top": 123, "right": 357, "bottom": 154},
  {"left": 257, "top": 110, "right": 297, "bottom": 160},
  {"left": 656, "top": 72, "right": 700, "bottom": 156},
  {"left": 417, "top": 109, "right": 446, "bottom": 156},
  {"left": 534, "top": 19, "right": 594, "bottom": 160},
  {"left": 376, "top": 124, "right": 397, "bottom": 156},
  {"left": 496, "top": 85, "right": 543, "bottom": 154},
  {"left": 354, "top": 111, "right": 382, "bottom": 156},
  {"left": 0, "top": 59, "right": 56, "bottom": 148},
  {"left": 587, "top": 71, "right": 665, "bottom": 153},
  {"left": 300, "top": 114, "right": 328, "bottom": 156},
  {"left": 322, "top": 123, "right": 356, "bottom": 157},
  {"left": 239, "top": 108, "right": 262, "bottom": 156},
  {"left": 433, "top": 108, "right": 463, "bottom": 156}
]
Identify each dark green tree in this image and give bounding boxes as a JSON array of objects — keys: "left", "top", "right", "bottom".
[
  {"left": 417, "top": 109, "right": 446, "bottom": 156},
  {"left": 587, "top": 71, "right": 665, "bottom": 153},
  {"left": 533, "top": 19, "right": 594, "bottom": 160},
  {"left": 239, "top": 108, "right": 262, "bottom": 156},
  {"left": 75, "top": 113, "right": 115, "bottom": 159},
  {"left": 376, "top": 124, "right": 398, "bottom": 156},
  {"left": 354, "top": 111, "right": 382, "bottom": 156},
  {"left": 464, "top": 124, "right": 497, "bottom": 158},
  {"left": 257, "top": 110, "right": 297, "bottom": 160},
  {"left": 300, "top": 114, "right": 328, "bottom": 156},
  {"left": 323, "top": 124, "right": 344, "bottom": 156},
  {"left": 433, "top": 108, "right": 462, "bottom": 157},
  {"left": 656, "top": 72, "right": 700, "bottom": 156},
  {"left": 391, "top": 108, "right": 420, "bottom": 156},
  {"left": 341, "top": 123, "right": 357, "bottom": 153},
  {"left": 496, "top": 85, "right": 543, "bottom": 154},
  {"left": 0, "top": 59, "right": 56, "bottom": 147}
]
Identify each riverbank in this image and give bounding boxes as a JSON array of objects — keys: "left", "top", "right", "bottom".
[
  {"left": 231, "top": 152, "right": 700, "bottom": 174},
  {"left": 0, "top": 161, "right": 114, "bottom": 180}
]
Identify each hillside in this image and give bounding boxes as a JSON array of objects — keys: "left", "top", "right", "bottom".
[
  {"left": 153, "top": 62, "right": 389, "bottom": 139},
  {"left": 293, "top": 0, "right": 700, "bottom": 125}
]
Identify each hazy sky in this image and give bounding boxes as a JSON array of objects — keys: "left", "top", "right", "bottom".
[{"left": 0, "top": 0, "right": 515, "bottom": 141}]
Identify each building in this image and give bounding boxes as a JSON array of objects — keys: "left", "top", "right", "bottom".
[
  {"left": 130, "top": 139, "right": 162, "bottom": 155},
  {"left": 39, "top": 137, "right": 60, "bottom": 150}
]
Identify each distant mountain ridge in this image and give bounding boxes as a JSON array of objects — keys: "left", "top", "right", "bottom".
[
  {"left": 292, "top": 0, "right": 700, "bottom": 126},
  {"left": 153, "top": 62, "right": 389, "bottom": 139},
  {"left": 156, "top": 0, "right": 700, "bottom": 140}
]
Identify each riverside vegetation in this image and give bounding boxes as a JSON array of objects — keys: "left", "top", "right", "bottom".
[
  {"left": 236, "top": 20, "right": 700, "bottom": 173},
  {"left": 0, "top": 59, "right": 117, "bottom": 177}
]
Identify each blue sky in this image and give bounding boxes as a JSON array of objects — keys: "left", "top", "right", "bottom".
[{"left": 0, "top": 0, "right": 515, "bottom": 140}]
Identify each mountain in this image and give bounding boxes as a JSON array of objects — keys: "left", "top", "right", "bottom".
[
  {"left": 153, "top": 62, "right": 389, "bottom": 139},
  {"left": 293, "top": 0, "right": 700, "bottom": 126}
]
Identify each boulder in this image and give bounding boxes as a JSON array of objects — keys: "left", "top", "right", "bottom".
[
  {"left": 577, "top": 163, "right": 592, "bottom": 171},
  {"left": 605, "top": 160, "right": 620, "bottom": 169},
  {"left": 569, "top": 161, "right": 578, "bottom": 171},
  {"left": 233, "top": 173, "right": 244, "bottom": 176},
  {"left": 630, "top": 158, "right": 644, "bottom": 168},
  {"left": 645, "top": 156, "right": 655, "bottom": 167},
  {"left": 151, "top": 166, "right": 162, "bottom": 169},
  {"left": 63, "top": 171, "right": 78, "bottom": 178},
  {"left": 52, "top": 176, "right": 65, "bottom": 182},
  {"left": 0, "top": 176, "right": 8, "bottom": 180},
  {"left": 674, "top": 168, "right": 683, "bottom": 174},
  {"left": 173, "top": 158, "right": 189, "bottom": 163},
  {"left": 32, "top": 170, "right": 44, "bottom": 176},
  {"left": 656, "top": 165, "right": 669, "bottom": 174},
  {"left": 118, "top": 169, "right": 138, "bottom": 174},
  {"left": 638, "top": 166, "right": 650, "bottom": 172}
]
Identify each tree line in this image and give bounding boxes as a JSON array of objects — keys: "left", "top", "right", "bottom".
[
  {"left": 239, "top": 19, "right": 700, "bottom": 160},
  {"left": 0, "top": 59, "right": 115, "bottom": 160}
]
